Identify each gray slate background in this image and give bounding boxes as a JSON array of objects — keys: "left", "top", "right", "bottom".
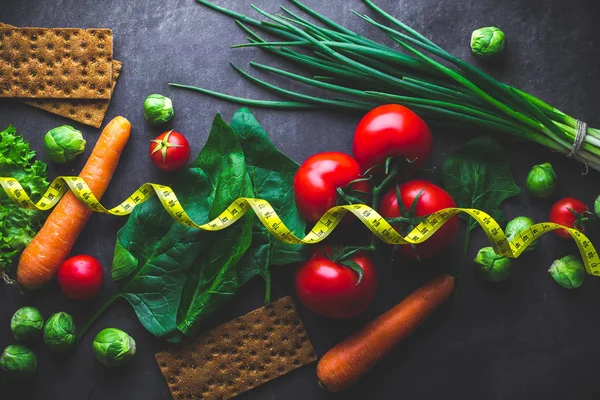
[{"left": 1, "top": 0, "right": 600, "bottom": 399}]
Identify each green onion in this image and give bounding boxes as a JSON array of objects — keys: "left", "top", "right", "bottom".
[{"left": 171, "top": 0, "right": 600, "bottom": 172}]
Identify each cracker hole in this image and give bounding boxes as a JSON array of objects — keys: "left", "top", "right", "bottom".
[
  {"left": 249, "top": 350, "right": 257, "bottom": 356},
  {"left": 277, "top": 365, "right": 285, "bottom": 373},
  {"left": 30, "top": 44, "right": 37, "bottom": 50},
  {"left": 46, "top": 43, "right": 54, "bottom": 50},
  {"left": 80, "top": 41, "right": 87, "bottom": 49},
  {"left": 284, "top": 305, "right": 293, "bottom": 311},
  {"left": 262, "top": 373, "right": 270, "bottom": 380},
  {"left": 292, "top": 359, "right": 300, "bottom": 366},
  {"left": 52, "top": 104, "right": 60, "bottom": 110},
  {"left": 84, "top": 113, "right": 92, "bottom": 119},
  {"left": 69, "top": 108, "right": 76, "bottom": 115}
]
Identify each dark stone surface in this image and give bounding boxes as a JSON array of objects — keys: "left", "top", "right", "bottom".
[{"left": 1, "top": 0, "right": 600, "bottom": 399}]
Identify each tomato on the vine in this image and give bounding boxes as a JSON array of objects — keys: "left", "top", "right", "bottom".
[
  {"left": 149, "top": 130, "right": 190, "bottom": 172},
  {"left": 549, "top": 197, "right": 592, "bottom": 239},
  {"left": 352, "top": 104, "right": 433, "bottom": 174},
  {"left": 379, "top": 180, "right": 459, "bottom": 259},
  {"left": 294, "top": 152, "right": 369, "bottom": 223},
  {"left": 295, "top": 248, "right": 377, "bottom": 319}
]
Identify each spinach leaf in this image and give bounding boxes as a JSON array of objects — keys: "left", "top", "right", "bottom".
[
  {"left": 85, "top": 109, "right": 307, "bottom": 342},
  {"left": 175, "top": 114, "right": 254, "bottom": 338},
  {"left": 440, "top": 135, "right": 521, "bottom": 231},
  {"left": 230, "top": 108, "right": 307, "bottom": 266},
  {"left": 440, "top": 135, "right": 520, "bottom": 283},
  {"left": 230, "top": 109, "right": 307, "bottom": 301},
  {"left": 109, "top": 114, "right": 253, "bottom": 341}
]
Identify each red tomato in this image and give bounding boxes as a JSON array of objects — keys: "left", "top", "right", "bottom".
[
  {"left": 57, "top": 255, "right": 104, "bottom": 300},
  {"left": 294, "top": 152, "right": 369, "bottom": 223},
  {"left": 379, "top": 180, "right": 459, "bottom": 259},
  {"left": 149, "top": 130, "right": 190, "bottom": 172},
  {"left": 550, "top": 197, "right": 590, "bottom": 239},
  {"left": 353, "top": 104, "right": 433, "bottom": 174},
  {"left": 295, "top": 249, "right": 377, "bottom": 319}
]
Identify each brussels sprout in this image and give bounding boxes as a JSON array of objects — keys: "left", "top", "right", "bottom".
[
  {"left": 505, "top": 216, "right": 538, "bottom": 252},
  {"left": 143, "top": 94, "right": 174, "bottom": 125},
  {"left": 549, "top": 255, "right": 585, "bottom": 289},
  {"left": 470, "top": 27, "right": 506, "bottom": 58},
  {"left": 10, "top": 306, "right": 44, "bottom": 341},
  {"left": 44, "top": 125, "right": 86, "bottom": 163},
  {"left": 93, "top": 328, "right": 136, "bottom": 367},
  {"left": 43, "top": 312, "right": 76, "bottom": 352},
  {"left": 474, "top": 247, "right": 511, "bottom": 282},
  {"left": 0, "top": 345, "right": 37, "bottom": 381},
  {"left": 526, "top": 162, "right": 557, "bottom": 198},
  {"left": 594, "top": 194, "right": 600, "bottom": 218}
]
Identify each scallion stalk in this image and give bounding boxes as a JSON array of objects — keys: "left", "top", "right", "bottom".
[{"left": 171, "top": 0, "right": 600, "bottom": 172}]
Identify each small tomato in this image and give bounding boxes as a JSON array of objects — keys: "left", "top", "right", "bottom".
[
  {"left": 549, "top": 197, "right": 591, "bottom": 239},
  {"left": 149, "top": 130, "right": 190, "bottom": 172},
  {"left": 57, "top": 255, "right": 104, "bottom": 300},
  {"left": 295, "top": 248, "right": 377, "bottom": 319}
]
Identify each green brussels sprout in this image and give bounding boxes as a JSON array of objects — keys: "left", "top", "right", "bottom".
[
  {"left": 44, "top": 125, "right": 86, "bottom": 163},
  {"left": 549, "top": 255, "right": 585, "bottom": 289},
  {"left": 471, "top": 26, "right": 506, "bottom": 58},
  {"left": 10, "top": 306, "right": 44, "bottom": 341},
  {"left": 93, "top": 328, "right": 136, "bottom": 367},
  {"left": 0, "top": 345, "right": 37, "bottom": 381},
  {"left": 43, "top": 312, "right": 76, "bottom": 352},
  {"left": 594, "top": 194, "right": 600, "bottom": 218},
  {"left": 143, "top": 94, "right": 174, "bottom": 125},
  {"left": 526, "top": 162, "right": 557, "bottom": 198},
  {"left": 474, "top": 247, "right": 511, "bottom": 282},
  {"left": 505, "top": 216, "right": 538, "bottom": 252}
]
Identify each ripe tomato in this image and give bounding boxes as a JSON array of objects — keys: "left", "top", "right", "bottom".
[
  {"left": 352, "top": 104, "right": 433, "bottom": 174},
  {"left": 294, "top": 152, "right": 369, "bottom": 223},
  {"left": 379, "top": 180, "right": 459, "bottom": 259},
  {"left": 295, "top": 249, "right": 377, "bottom": 319},
  {"left": 149, "top": 130, "right": 190, "bottom": 172},
  {"left": 57, "top": 255, "right": 104, "bottom": 300},
  {"left": 550, "top": 197, "right": 590, "bottom": 239}
]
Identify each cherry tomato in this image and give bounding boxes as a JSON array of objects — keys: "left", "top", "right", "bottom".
[
  {"left": 57, "top": 255, "right": 104, "bottom": 300},
  {"left": 379, "top": 180, "right": 459, "bottom": 259},
  {"left": 294, "top": 152, "right": 369, "bottom": 223},
  {"left": 149, "top": 130, "right": 190, "bottom": 172},
  {"left": 353, "top": 104, "right": 433, "bottom": 174},
  {"left": 550, "top": 197, "right": 590, "bottom": 239},
  {"left": 295, "top": 248, "right": 377, "bottom": 319}
]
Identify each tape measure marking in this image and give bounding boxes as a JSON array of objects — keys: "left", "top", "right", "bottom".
[{"left": 2, "top": 176, "right": 599, "bottom": 276}]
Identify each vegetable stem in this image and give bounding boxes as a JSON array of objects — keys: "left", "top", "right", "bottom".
[{"left": 77, "top": 293, "right": 120, "bottom": 342}]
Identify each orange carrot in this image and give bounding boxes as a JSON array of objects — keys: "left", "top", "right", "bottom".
[
  {"left": 317, "top": 274, "right": 455, "bottom": 392},
  {"left": 17, "top": 116, "right": 131, "bottom": 289}
]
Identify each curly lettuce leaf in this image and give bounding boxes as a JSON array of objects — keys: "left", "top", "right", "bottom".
[{"left": 0, "top": 125, "right": 48, "bottom": 273}]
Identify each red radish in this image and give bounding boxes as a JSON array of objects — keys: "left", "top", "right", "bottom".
[{"left": 57, "top": 255, "right": 104, "bottom": 300}]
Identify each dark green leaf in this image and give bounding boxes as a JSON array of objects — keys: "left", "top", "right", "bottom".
[
  {"left": 229, "top": 108, "right": 307, "bottom": 267},
  {"left": 440, "top": 136, "right": 521, "bottom": 232},
  {"left": 340, "top": 259, "right": 364, "bottom": 284},
  {"left": 110, "top": 114, "right": 253, "bottom": 341}
]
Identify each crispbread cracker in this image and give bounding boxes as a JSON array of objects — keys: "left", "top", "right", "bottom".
[
  {"left": 156, "top": 297, "right": 317, "bottom": 400},
  {"left": 0, "top": 27, "right": 113, "bottom": 98},
  {"left": 23, "top": 61, "right": 122, "bottom": 127}
]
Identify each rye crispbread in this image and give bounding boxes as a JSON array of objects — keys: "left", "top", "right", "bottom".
[
  {"left": 155, "top": 297, "right": 317, "bottom": 400},
  {"left": 23, "top": 60, "right": 122, "bottom": 127},
  {"left": 0, "top": 27, "right": 113, "bottom": 99}
]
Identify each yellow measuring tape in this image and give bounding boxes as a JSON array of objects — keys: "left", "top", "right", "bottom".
[{"left": 2, "top": 175, "right": 599, "bottom": 276}]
